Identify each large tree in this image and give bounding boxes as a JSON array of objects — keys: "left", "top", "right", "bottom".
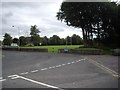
[
  {"left": 30, "top": 25, "right": 41, "bottom": 46},
  {"left": 71, "top": 34, "right": 83, "bottom": 45},
  {"left": 3, "top": 33, "right": 12, "bottom": 46},
  {"left": 12, "top": 38, "right": 19, "bottom": 44},
  {"left": 56, "top": 2, "right": 119, "bottom": 47},
  {"left": 19, "top": 36, "right": 27, "bottom": 46},
  {"left": 49, "top": 35, "right": 61, "bottom": 45}
]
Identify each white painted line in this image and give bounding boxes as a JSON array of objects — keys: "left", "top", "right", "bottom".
[
  {"left": 78, "top": 59, "right": 82, "bottom": 61},
  {"left": 31, "top": 70, "right": 39, "bottom": 73},
  {"left": 0, "top": 79, "right": 6, "bottom": 82},
  {"left": 18, "top": 75, "right": 61, "bottom": 89},
  {"left": 51, "top": 66, "right": 55, "bottom": 68},
  {"left": 76, "top": 60, "right": 79, "bottom": 62},
  {"left": 49, "top": 66, "right": 55, "bottom": 69},
  {"left": 41, "top": 68, "right": 48, "bottom": 71},
  {"left": 55, "top": 65, "right": 61, "bottom": 67},
  {"left": 8, "top": 74, "right": 18, "bottom": 77},
  {"left": 62, "top": 64, "right": 66, "bottom": 66},
  {"left": 71, "top": 61, "right": 75, "bottom": 64},
  {"left": 67, "top": 62, "right": 71, "bottom": 65},
  {"left": 8, "top": 74, "right": 20, "bottom": 79},
  {"left": 49, "top": 67, "right": 53, "bottom": 69},
  {"left": 20, "top": 72, "right": 29, "bottom": 75}
]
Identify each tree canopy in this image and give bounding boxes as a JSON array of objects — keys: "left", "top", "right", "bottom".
[
  {"left": 3, "top": 33, "right": 12, "bottom": 46},
  {"left": 56, "top": 2, "right": 119, "bottom": 47},
  {"left": 30, "top": 25, "right": 41, "bottom": 46}
]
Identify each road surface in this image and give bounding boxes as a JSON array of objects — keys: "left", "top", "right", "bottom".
[{"left": 1, "top": 51, "right": 119, "bottom": 89}]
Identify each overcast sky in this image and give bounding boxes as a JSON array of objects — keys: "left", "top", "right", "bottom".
[
  {"left": 1, "top": 0, "right": 83, "bottom": 40},
  {"left": 1, "top": 0, "right": 119, "bottom": 40}
]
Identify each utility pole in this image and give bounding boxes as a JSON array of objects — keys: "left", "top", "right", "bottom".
[{"left": 12, "top": 26, "right": 21, "bottom": 47}]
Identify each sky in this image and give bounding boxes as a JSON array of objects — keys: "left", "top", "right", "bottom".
[
  {"left": 0, "top": 0, "right": 83, "bottom": 40},
  {"left": 0, "top": 0, "right": 119, "bottom": 40}
]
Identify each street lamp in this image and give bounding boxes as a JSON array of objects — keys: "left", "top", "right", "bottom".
[
  {"left": 12, "top": 26, "right": 21, "bottom": 47},
  {"left": 71, "top": 36, "right": 72, "bottom": 45}
]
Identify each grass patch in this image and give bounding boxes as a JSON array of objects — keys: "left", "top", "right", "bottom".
[
  {"left": 20, "top": 45, "right": 83, "bottom": 53},
  {"left": 74, "top": 48, "right": 100, "bottom": 50}
]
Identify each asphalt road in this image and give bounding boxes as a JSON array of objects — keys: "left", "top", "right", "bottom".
[{"left": 1, "top": 51, "right": 119, "bottom": 89}]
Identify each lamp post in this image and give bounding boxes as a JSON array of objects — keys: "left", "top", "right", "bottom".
[
  {"left": 12, "top": 26, "right": 21, "bottom": 47},
  {"left": 71, "top": 36, "right": 72, "bottom": 45}
]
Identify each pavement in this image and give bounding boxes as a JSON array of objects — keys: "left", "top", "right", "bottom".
[{"left": 1, "top": 51, "right": 119, "bottom": 89}]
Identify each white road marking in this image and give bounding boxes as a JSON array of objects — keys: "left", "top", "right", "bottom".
[
  {"left": 62, "top": 64, "right": 66, "bottom": 66},
  {"left": 79, "top": 59, "right": 83, "bottom": 61},
  {"left": 0, "top": 79, "right": 6, "bottom": 82},
  {"left": 55, "top": 65, "right": 61, "bottom": 67},
  {"left": 5, "top": 58, "right": 86, "bottom": 81},
  {"left": 49, "top": 66, "right": 55, "bottom": 69},
  {"left": 49, "top": 67, "right": 53, "bottom": 69},
  {"left": 76, "top": 60, "right": 79, "bottom": 62},
  {"left": 8, "top": 74, "right": 18, "bottom": 77},
  {"left": 18, "top": 75, "right": 61, "bottom": 89},
  {"left": 20, "top": 72, "right": 29, "bottom": 75},
  {"left": 8, "top": 74, "right": 20, "bottom": 79},
  {"left": 67, "top": 62, "right": 71, "bottom": 65},
  {"left": 51, "top": 66, "right": 55, "bottom": 68},
  {"left": 41, "top": 68, "right": 48, "bottom": 71},
  {"left": 31, "top": 70, "right": 39, "bottom": 73},
  {"left": 71, "top": 62, "right": 75, "bottom": 64}
]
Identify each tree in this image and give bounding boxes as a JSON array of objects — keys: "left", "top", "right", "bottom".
[
  {"left": 42, "top": 36, "right": 49, "bottom": 45},
  {"left": 19, "top": 36, "right": 27, "bottom": 46},
  {"left": 12, "top": 38, "right": 19, "bottom": 44},
  {"left": 71, "top": 34, "right": 83, "bottom": 45},
  {"left": 3, "top": 33, "right": 12, "bottom": 46},
  {"left": 30, "top": 25, "right": 41, "bottom": 46},
  {"left": 60, "top": 38, "right": 66, "bottom": 45},
  {"left": 0, "top": 40, "right": 2, "bottom": 46},
  {"left": 56, "top": 2, "right": 119, "bottom": 47},
  {"left": 30, "top": 25, "right": 40, "bottom": 36},
  {"left": 66, "top": 36, "right": 71, "bottom": 45},
  {"left": 49, "top": 35, "right": 61, "bottom": 45}
]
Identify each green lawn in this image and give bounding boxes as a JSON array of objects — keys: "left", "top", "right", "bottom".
[
  {"left": 20, "top": 45, "right": 83, "bottom": 53},
  {"left": 74, "top": 48, "right": 99, "bottom": 50}
]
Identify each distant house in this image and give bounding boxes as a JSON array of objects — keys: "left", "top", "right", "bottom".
[{"left": 11, "top": 43, "right": 18, "bottom": 47}]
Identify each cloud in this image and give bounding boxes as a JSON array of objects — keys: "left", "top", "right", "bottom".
[{"left": 1, "top": 1, "right": 82, "bottom": 40}]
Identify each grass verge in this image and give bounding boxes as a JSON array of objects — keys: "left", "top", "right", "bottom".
[{"left": 20, "top": 45, "right": 83, "bottom": 53}]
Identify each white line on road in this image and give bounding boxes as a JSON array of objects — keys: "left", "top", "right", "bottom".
[
  {"left": 0, "top": 77, "right": 6, "bottom": 82},
  {"left": 18, "top": 75, "right": 62, "bottom": 89},
  {"left": 8, "top": 74, "right": 20, "bottom": 79},
  {"left": 4, "top": 58, "right": 86, "bottom": 81},
  {"left": 76, "top": 60, "right": 79, "bottom": 62},
  {"left": 49, "top": 66, "right": 55, "bottom": 69},
  {"left": 71, "top": 61, "right": 75, "bottom": 64},
  {"left": 31, "top": 70, "right": 39, "bottom": 73},
  {"left": 41, "top": 68, "right": 48, "bottom": 71},
  {"left": 62, "top": 64, "right": 66, "bottom": 66},
  {"left": 20, "top": 72, "right": 29, "bottom": 75},
  {"left": 0, "top": 79, "right": 6, "bottom": 82},
  {"left": 67, "top": 62, "right": 71, "bottom": 65},
  {"left": 55, "top": 65, "right": 61, "bottom": 67},
  {"left": 8, "top": 75, "right": 17, "bottom": 77}
]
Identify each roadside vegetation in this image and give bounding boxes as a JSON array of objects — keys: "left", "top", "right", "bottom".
[
  {"left": 20, "top": 45, "right": 82, "bottom": 53},
  {"left": 2, "top": 1, "right": 119, "bottom": 55}
]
